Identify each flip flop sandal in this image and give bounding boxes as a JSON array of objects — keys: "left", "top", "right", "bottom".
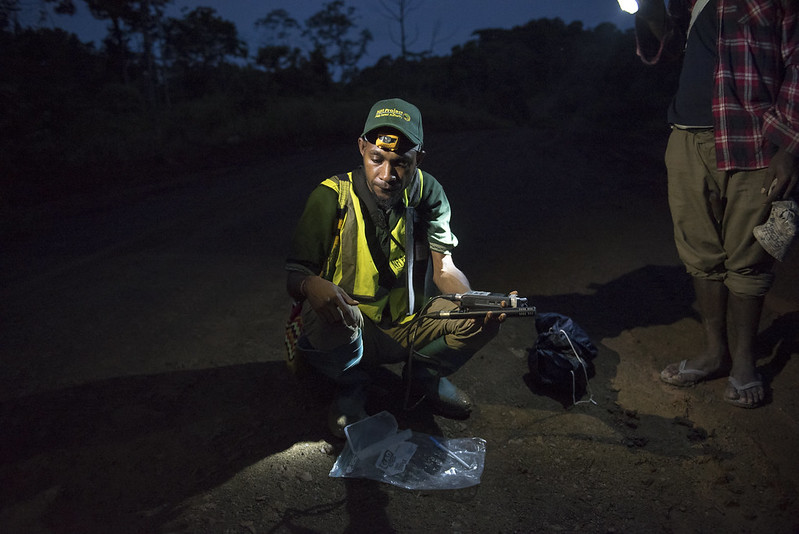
[
  {"left": 724, "top": 376, "right": 764, "bottom": 409},
  {"left": 660, "top": 360, "right": 710, "bottom": 387}
]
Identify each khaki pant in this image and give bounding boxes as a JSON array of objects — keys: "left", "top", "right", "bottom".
[
  {"left": 665, "top": 128, "right": 775, "bottom": 297},
  {"left": 301, "top": 297, "right": 498, "bottom": 369}
]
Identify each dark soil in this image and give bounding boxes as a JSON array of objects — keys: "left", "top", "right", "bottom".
[{"left": 2, "top": 127, "right": 797, "bottom": 533}]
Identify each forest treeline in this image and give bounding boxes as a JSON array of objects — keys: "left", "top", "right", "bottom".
[{"left": 0, "top": 0, "right": 680, "bottom": 206}]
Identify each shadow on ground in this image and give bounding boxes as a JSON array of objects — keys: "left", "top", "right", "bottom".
[{"left": 0, "top": 358, "right": 437, "bottom": 533}]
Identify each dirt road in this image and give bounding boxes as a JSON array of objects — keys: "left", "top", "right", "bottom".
[{"left": 2, "top": 127, "right": 797, "bottom": 533}]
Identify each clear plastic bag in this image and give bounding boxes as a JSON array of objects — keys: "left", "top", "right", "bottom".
[{"left": 329, "top": 411, "right": 486, "bottom": 490}]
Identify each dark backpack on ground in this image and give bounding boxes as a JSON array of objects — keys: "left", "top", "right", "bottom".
[{"left": 527, "top": 312, "right": 598, "bottom": 405}]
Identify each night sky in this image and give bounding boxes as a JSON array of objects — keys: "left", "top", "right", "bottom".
[{"left": 21, "top": 0, "right": 636, "bottom": 65}]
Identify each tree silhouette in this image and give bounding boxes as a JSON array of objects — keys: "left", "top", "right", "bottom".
[
  {"left": 83, "top": 0, "right": 171, "bottom": 104},
  {"left": 254, "top": 9, "right": 302, "bottom": 71},
  {"left": 162, "top": 6, "right": 247, "bottom": 98},
  {"left": 378, "top": 0, "right": 419, "bottom": 59},
  {"left": 0, "top": 0, "right": 19, "bottom": 30},
  {"left": 163, "top": 6, "right": 246, "bottom": 70},
  {"left": 377, "top": 0, "right": 451, "bottom": 60},
  {"left": 302, "top": 0, "right": 372, "bottom": 82},
  {"left": 255, "top": 2, "right": 372, "bottom": 85}
]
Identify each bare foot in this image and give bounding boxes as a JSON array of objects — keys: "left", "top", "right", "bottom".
[
  {"left": 724, "top": 375, "right": 764, "bottom": 408},
  {"left": 660, "top": 359, "right": 720, "bottom": 387}
]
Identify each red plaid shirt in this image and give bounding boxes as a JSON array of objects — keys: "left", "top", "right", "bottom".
[{"left": 637, "top": 0, "right": 799, "bottom": 171}]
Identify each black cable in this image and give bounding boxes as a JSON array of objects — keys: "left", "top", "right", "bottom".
[
  {"left": 402, "top": 295, "right": 448, "bottom": 411},
  {"left": 401, "top": 296, "right": 536, "bottom": 410}
]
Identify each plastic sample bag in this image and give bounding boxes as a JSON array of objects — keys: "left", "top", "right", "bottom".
[
  {"left": 753, "top": 199, "right": 798, "bottom": 261},
  {"left": 329, "top": 411, "right": 486, "bottom": 490}
]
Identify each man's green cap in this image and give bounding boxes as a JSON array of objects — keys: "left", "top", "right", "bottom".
[{"left": 362, "top": 98, "right": 423, "bottom": 150}]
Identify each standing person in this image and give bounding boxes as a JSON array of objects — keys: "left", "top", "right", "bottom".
[
  {"left": 634, "top": 0, "right": 799, "bottom": 408},
  {"left": 285, "top": 98, "right": 507, "bottom": 437}
]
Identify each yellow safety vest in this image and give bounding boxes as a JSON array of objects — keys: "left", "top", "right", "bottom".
[{"left": 321, "top": 170, "right": 426, "bottom": 325}]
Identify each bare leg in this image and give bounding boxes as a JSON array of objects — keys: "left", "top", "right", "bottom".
[
  {"left": 661, "top": 278, "right": 728, "bottom": 385},
  {"left": 691, "top": 277, "right": 729, "bottom": 370},
  {"left": 724, "top": 293, "right": 765, "bottom": 407}
]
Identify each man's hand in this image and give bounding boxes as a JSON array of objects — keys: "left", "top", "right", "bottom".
[
  {"left": 763, "top": 146, "right": 799, "bottom": 203},
  {"left": 475, "top": 290, "right": 518, "bottom": 334},
  {"left": 303, "top": 275, "right": 360, "bottom": 326}
]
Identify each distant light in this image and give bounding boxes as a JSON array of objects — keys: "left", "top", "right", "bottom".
[{"left": 618, "top": 0, "right": 639, "bottom": 14}]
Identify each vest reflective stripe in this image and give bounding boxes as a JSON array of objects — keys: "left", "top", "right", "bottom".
[{"left": 321, "top": 170, "right": 424, "bottom": 324}]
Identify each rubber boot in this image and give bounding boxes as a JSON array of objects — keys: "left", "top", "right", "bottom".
[
  {"left": 406, "top": 336, "right": 474, "bottom": 419},
  {"left": 300, "top": 332, "right": 369, "bottom": 438}
]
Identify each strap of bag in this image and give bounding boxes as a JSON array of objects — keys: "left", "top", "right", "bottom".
[
  {"left": 405, "top": 205, "right": 416, "bottom": 314},
  {"left": 404, "top": 169, "right": 423, "bottom": 314},
  {"left": 558, "top": 329, "right": 597, "bottom": 406},
  {"left": 686, "top": 0, "right": 711, "bottom": 42},
  {"left": 324, "top": 174, "right": 351, "bottom": 279}
]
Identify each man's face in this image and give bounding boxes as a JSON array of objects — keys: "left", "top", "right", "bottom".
[{"left": 358, "top": 134, "right": 420, "bottom": 210}]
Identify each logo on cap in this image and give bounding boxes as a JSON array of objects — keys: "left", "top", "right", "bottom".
[{"left": 374, "top": 108, "right": 411, "bottom": 122}]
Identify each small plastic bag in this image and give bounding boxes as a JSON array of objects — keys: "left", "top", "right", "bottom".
[
  {"left": 329, "top": 411, "right": 486, "bottom": 490},
  {"left": 753, "top": 199, "right": 798, "bottom": 261}
]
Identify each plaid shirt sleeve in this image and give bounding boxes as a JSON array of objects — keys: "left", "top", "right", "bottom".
[
  {"left": 760, "top": 2, "right": 799, "bottom": 158},
  {"left": 714, "top": 0, "right": 799, "bottom": 169}
]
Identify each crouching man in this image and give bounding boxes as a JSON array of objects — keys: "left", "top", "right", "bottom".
[{"left": 285, "top": 98, "right": 507, "bottom": 437}]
